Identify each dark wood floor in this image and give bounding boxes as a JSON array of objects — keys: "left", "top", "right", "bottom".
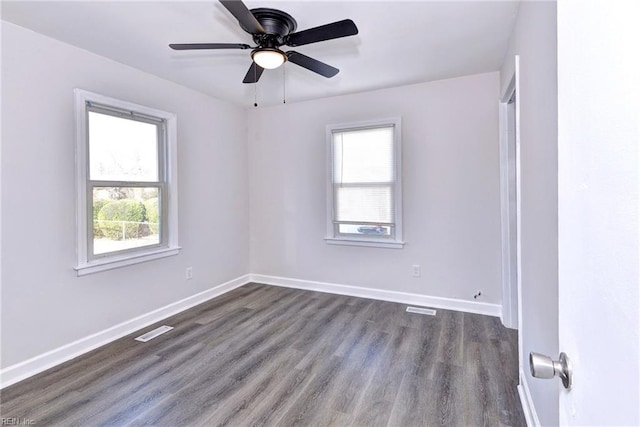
[{"left": 1, "top": 283, "right": 524, "bottom": 426}]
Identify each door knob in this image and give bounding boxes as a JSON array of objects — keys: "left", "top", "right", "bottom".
[{"left": 529, "top": 352, "right": 572, "bottom": 389}]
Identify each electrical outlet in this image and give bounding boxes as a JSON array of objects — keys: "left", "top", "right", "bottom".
[
  {"left": 186, "top": 267, "right": 193, "bottom": 280},
  {"left": 412, "top": 264, "right": 421, "bottom": 278}
]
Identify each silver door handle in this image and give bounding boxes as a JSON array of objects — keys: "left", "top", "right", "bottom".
[{"left": 529, "top": 352, "right": 572, "bottom": 389}]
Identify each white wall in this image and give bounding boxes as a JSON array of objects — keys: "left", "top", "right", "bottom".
[
  {"left": 1, "top": 19, "right": 507, "bottom": 377},
  {"left": 557, "top": 1, "right": 640, "bottom": 424},
  {"left": 0, "top": 22, "right": 250, "bottom": 368},
  {"left": 500, "top": 2, "right": 558, "bottom": 425},
  {"left": 248, "top": 72, "right": 502, "bottom": 304}
]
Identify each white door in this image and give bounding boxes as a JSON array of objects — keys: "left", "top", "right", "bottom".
[{"left": 557, "top": 1, "right": 639, "bottom": 425}]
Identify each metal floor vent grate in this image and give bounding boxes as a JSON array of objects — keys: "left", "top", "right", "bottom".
[
  {"left": 406, "top": 306, "right": 437, "bottom": 316},
  {"left": 135, "top": 325, "right": 174, "bottom": 342}
]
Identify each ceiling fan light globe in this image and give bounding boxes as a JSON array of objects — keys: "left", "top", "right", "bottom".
[{"left": 252, "top": 49, "right": 286, "bottom": 69}]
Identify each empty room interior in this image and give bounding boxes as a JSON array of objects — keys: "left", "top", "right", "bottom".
[{"left": 1, "top": 1, "right": 639, "bottom": 426}]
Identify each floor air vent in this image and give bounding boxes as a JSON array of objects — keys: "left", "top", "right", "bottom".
[
  {"left": 406, "top": 306, "right": 437, "bottom": 316},
  {"left": 135, "top": 325, "right": 174, "bottom": 342}
]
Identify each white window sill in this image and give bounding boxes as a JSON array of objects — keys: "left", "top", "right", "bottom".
[
  {"left": 75, "top": 246, "right": 181, "bottom": 276},
  {"left": 325, "top": 237, "right": 405, "bottom": 249}
]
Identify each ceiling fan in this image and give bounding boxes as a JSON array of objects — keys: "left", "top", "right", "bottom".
[{"left": 169, "top": 0, "right": 359, "bottom": 84}]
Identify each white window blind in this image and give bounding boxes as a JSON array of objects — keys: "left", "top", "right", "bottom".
[
  {"left": 333, "top": 126, "right": 395, "bottom": 223},
  {"left": 329, "top": 122, "right": 401, "bottom": 243}
]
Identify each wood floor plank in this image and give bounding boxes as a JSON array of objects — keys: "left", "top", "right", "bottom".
[
  {"left": 240, "top": 366, "right": 314, "bottom": 427},
  {"left": 437, "top": 309, "right": 465, "bottom": 367},
  {"left": 0, "top": 283, "right": 525, "bottom": 426},
  {"left": 464, "top": 341, "right": 498, "bottom": 427},
  {"left": 330, "top": 331, "right": 389, "bottom": 415},
  {"left": 276, "top": 355, "right": 348, "bottom": 426},
  {"left": 351, "top": 325, "right": 411, "bottom": 426},
  {"left": 353, "top": 399, "right": 394, "bottom": 427},
  {"left": 425, "top": 362, "right": 465, "bottom": 426},
  {"left": 67, "top": 343, "right": 208, "bottom": 426},
  {"left": 202, "top": 348, "right": 302, "bottom": 426},
  {"left": 464, "top": 312, "right": 489, "bottom": 343},
  {"left": 407, "top": 316, "right": 442, "bottom": 380},
  {"left": 387, "top": 371, "right": 430, "bottom": 427}
]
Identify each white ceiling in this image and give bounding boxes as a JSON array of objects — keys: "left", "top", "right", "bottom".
[{"left": 1, "top": 1, "right": 520, "bottom": 107}]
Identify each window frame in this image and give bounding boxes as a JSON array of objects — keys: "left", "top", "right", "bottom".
[
  {"left": 74, "top": 89, "right": 180, "bottom": 276},
  {"left": 325, "top": 117, "right": 404, "bottom": 249}
]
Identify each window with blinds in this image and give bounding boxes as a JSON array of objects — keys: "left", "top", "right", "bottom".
[{"left": 327, "top": 118, "right": 403, "bottom": 248}]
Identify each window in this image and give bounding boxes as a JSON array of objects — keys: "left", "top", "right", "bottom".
[
  {"left": 74, "top": 89, "right": 179, "bottom": 275},
  {"left": 326, "top": 118, "right": 403, "bottom": 248}
]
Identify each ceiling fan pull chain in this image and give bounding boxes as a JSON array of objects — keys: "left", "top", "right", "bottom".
[
  {"left": 283, "top": 64, "right": 287, "bottom": 104},
  {"left": 254, "top": 65, "right": 258, "bottom": 107}
]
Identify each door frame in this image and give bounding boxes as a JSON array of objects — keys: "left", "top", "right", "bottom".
[{"left": 499, "top": 56, "right": 522, "bottom": 335}]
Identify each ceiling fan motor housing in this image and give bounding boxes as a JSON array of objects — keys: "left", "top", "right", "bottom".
[{"left": 241, "top": 8, "right": 298, "bottom": 47}]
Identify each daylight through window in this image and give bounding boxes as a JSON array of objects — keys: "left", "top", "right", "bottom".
[
  {"left": 88, "top": 108, "right": 164, "bottom": 255},
  {"left": 327, "top": 118, "right": 403, "bottom": 248},
  {"left": 75, "top": 90, "right": 179, "bottom": 275}
]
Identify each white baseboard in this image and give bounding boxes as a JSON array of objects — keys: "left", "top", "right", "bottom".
[
  {"left": 518, "top": 369, "right": 541, "bottom": 427},
  {"left": 0, "top": 274, "right": 251, "bottom": 389},
  {"left": 250, "top": 274, "right": 502, "bottom": 317},
  {"left": 501, "top": 311, "right": 519, "bottom": 330}
]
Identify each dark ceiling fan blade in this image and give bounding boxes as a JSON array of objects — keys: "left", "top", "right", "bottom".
[
  {"left": 169, "top": 43, "right": 251, "bottom": 50},
  {"left": 286, "top": 51, "right": 339, "bottom": 78},
  {"left": 285, "top": 19, "right": 358, "bottom": 47},
  {"left": 243, "top": 62, "right": 265, "bottom": 83},
  {"left": 219, "top": 0, "right": 265, "bottom": 34}
]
